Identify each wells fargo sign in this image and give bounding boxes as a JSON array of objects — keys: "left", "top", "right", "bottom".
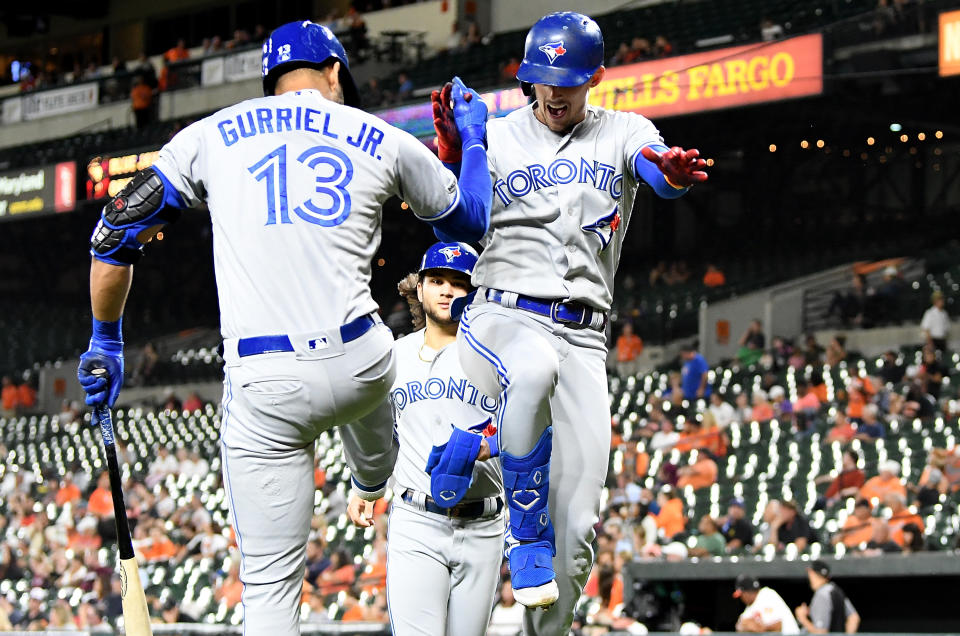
[
  {"left": 940, "top": 10, "right": 960, "bottom": 77},
  {"left": 589, "top": 34, "right": 823, "bottom": 118}
]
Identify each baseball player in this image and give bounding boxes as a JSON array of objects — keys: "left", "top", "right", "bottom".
[
  {"left": 427, "top": 12, "right": 708, "bottom": 634},
  {"left": 733, "top": 574, "right": 800, "bottom": 634},
  {"left": 347, "top": 242, "right": 504, "bottom": 636},
  {"left": 76, "top": 21, "right": 493, "bottom": 635}
]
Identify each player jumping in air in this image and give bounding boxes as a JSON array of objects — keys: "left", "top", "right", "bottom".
[{"left": 426, "top": 12, "right": 708, "bottom": 635}]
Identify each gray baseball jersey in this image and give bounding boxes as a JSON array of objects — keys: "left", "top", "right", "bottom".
[
  {"left": 153, "top": 88, "right": 459, "bottom": 339},
  {"left": 474, "top": 103, "right": 663, "bottom": 312},
  {"left": 389, "top": 329, "right": 501, "bottom": 499},
  {"left": 386, "top": 329, "right": 504, "bottom": 636},
  {"left": 151, "top": 88, "right": 462, "bottom": 635}
]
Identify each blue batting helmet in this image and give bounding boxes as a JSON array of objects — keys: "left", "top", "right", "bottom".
[
  {"left": 419, "top": 242, "right": 478, "bottom": 278},
  {"left": 262, "top": 20, "right": 360, "bottom": 107},
  {"left": 516, "top": 12, "right": 604, "bottom": 88}
]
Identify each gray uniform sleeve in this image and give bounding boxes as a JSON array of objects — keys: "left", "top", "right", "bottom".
[
  {"left": 151, "top": 120, "right": 207, "bottom": 207},
  {"left": 843, "top": 597, "right": 857, "bottom": 617},
  {"left": 623, "top": 112, "right": 666, "bottom": 175},
  {"left": 809, "top": 587, "right": 831, "bottom": 630},
  {"left": 394, "top": 130, "right": 459, "bottom": 221}
]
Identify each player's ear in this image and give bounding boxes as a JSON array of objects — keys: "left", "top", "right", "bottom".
[
  {"left": 588, "top": 66, "right": 605, "bottom": 88},
  {"left": 326, "top": 61, "right": 342, "bottom": 97},
  {"left": 416, "top": 281, "right": 423, "bottom": 304}
]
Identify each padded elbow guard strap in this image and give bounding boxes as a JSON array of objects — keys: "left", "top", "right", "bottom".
[{"left": 90, "top": 168, "right": 183, "bottom": 265}]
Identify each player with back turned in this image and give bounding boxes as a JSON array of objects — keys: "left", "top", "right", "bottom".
[
  {"left": 427, "top": 12, "right": 708, "bottom": 635},
  {"left": 348, "top": 242, "right": 505, "bottom": 636},
  {"left": 76, "top": 21, "right": 492, "bottom": 635}
]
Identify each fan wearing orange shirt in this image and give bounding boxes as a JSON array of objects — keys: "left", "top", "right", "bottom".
[
  {"left": 652, "top": 488, "right": 686, "bottom": 540},
  {"left": 884, "top": 492, "right": 924, "bottom": 546},
  {"left": 677, "top": 452, "right": 718, "bottom": 491},
  {"left": 831, "top": 499, "right": 874, "bottom": 548},
  {"left": 859, "top": 460, "right": 906, "bottom": 503},
  {"left": 142, "top": 525, "right": 179, "bottom": 562},
  {"left": 703, "top": 264, "right": 726, "bottom": 288},
  {"left": 615, "top": 323, "right": 644, "bottom": 378},
  {"left": 87, "top": 472, "right": 114, "bottom": 519},
  {"left": 55, "top": 473, "right": 82, "bottom": 507}
]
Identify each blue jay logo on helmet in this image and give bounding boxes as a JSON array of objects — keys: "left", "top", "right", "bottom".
[
  {"left": 538, "top": 41, "right": 567, "bottom": 64},
  {"left": 438, "top": 246, "right": 462, "bottom": 262}
]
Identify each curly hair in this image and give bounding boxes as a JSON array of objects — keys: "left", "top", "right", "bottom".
[{"left": 397, "top": 273, "right": 425, "bottom": 331}]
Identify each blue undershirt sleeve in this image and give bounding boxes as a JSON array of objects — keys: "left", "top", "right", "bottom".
[
  {"left": 429, "top": 142, "right": 490, "bottom": 243},
  {"left": 633, "top": 142, "right": 689, "bottom": 200}
]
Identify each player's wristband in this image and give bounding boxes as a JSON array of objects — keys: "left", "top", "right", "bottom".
[
  {"left": 486, "top": 431, "right": 500, "bottom": 458},
  {"left": 459, "top": 125, "right": 486, "bottom": 150},
  {"left": 92, "top": 317, "right": 123, "bottom": 345},
  {"left": 664, "top": 174, "right": 690, "bottom": 190}
]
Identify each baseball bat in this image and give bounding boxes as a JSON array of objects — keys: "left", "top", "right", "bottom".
[{"left": 93, "top": 399, "right": 153, "bottom": 635}]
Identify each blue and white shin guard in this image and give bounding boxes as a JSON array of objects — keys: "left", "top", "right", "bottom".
[{"left": 502, "top": 427, "right": 559, "bottom": 606}]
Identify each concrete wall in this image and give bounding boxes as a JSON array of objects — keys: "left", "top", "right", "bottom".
[
  {"left": 364, "top": 0, "right": 458, "bottom": 53},
  {"left": 489, "top": 0, "right": 665, "bottom": 33}
]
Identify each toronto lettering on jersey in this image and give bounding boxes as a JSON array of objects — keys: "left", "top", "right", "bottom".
[
  {"left": 391, "top": 376, "right": 499, "bottom": 414},
  {"left": 217, "top": 107, "right": 385, "bottom": 159},
  {"left": 493, "top": 157, "right": 623, "bottom": 206}
]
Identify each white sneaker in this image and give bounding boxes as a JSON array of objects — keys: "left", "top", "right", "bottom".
[{"left": 513, "top": 580, "right": 559, "bottom": 608}]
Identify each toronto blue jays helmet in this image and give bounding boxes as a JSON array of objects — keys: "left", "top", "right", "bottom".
[
  {"left": 261, "top": 20, "right": 360, "bottom": 107},
  {"left": 419, "top": 242, "right": 479, "bottom": 278},
  {"left": 516, "top": 12, "right": 604, "bottom": 88}
]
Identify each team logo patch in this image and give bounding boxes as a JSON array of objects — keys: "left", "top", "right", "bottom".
[
  {"left": 582, "top": 205, "right": 621, "bottom": 253},
  {"left": 512, "top": 490, "right": 541, "bottom": 511},
  {"left": 539, "top": 41, "right": 566, "bottom": 64},
  {"left": 438, "top": 246, "right": 461, "bottom": 262},
  {"left": 468, "top": 418, "right": 497, "bottom": 437}
]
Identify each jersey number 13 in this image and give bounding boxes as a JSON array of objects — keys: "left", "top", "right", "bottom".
[{"left": 248, "top": 144, "right": 353, "bottom": 227}]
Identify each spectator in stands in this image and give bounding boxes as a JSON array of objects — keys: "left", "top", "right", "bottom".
[
  {"left": 801, "top": 334, "right": 825, "bottom": 366},
  {"left": 680, "top": 342, "right": 711, "bottom": 400},
  {"left": 721, "top": 498, "right": 754, "bottom": 553},
  {"left": 653, "top": 35, "right": 673, "bottom": 57},
  {"left": 649, "top": 417, "right": 679, "bottom": 451},
  {"left": 832, "top": 498, "right": 874, "bottom": 548},
  {"left": 649, "top": 260, "right": 669, "bottom": 287},
  {"left": 55, "top": 472, "right": 81, "bottom": 507},
  {"left": 147, "top": 446, "right": 179, "bottom": 487},
  {"left": 859, "top": 459, "right": 905, "bottom": 503},
  {"left": 677, "top": 451, "right": 718, "bottom": 491},
  {"left": 500, "top": 57, "right": 520, "bottom": 81},
  {"left": 769, "top": 385, "right": 793, "bottom": 421},
  {"left": 911, "top": 465, "right": 944, "bottom": 507},
  {"left": 688, "top": 515, "right": 726, "bottom": 557},
  {"left": 130, "top": 74, "right": 154, "bottom": 129},
  {"left": 464, "top": 20, "right": 484, "bottom": 50},
  {"left": 884, "top": 492, "right": 924, "bottom": 546},
  {"left": 608, "top": 42, "right": 631, "bottom": 66},
  {"left": 844, "top": 375, "right": 875, "bottom": 424},
  {"left": 489, "top": 579, "right": 525, "bottom": 635},
  {"left": 653, "top": 487, "right": 686, "bottom": 540},
  {"left": 443, "top": 21, "right": 466, "bottom": 54},
  {"left": 318, "top": 548, "right": 356, "bottom": 597},
  {"left": 860, "top": 518, "right": 901, "bottom": 555},
  {"left": 816, "top": 449, "right": 865, "bottom": 508},
  {"left": 205, "top": 35, "right": 224, "bottom": 55},
  {"left": 214, "top": 560, "right": 244, "bottom": 608},
  {"left": 703, "top": 263, "right": 726, "bottom": 287},
  {"left": 770, "top": 500, "right": 816, "bottom": 551},
  {"left": 749, "top": 390, "right": 774, "bottom": 423},
  {"left": 760, "top": 17, "right": 785, "bottom": 41},
  {"left": 183, "top": 391, "right": 203, "bottom": 412},
  {"left": 854, "top": 403, "right": 885, "bottom": 441},
  {"left": 900, "top": 523, "right": 926, "bottom": 554},
  {"left": 164, "top": 38, "right": 190, "bottom": 63},
  {"left": 669, "top": 261, "right": 691, "bottom": 284},
  {"left": 626, "top": 37, "right": 653, "bottom": 63},
  {"left": 827, "top": 274, "right": 868, "bottom": 327},
  {"left": 737, "top": 319, "right": 766, "bottom": 366},
  {"left": 825, "top": 335, "right": 847, "bottom": 367},
  {"left": 229, "top": 28, "right": 251, "bottom": 49},
  {"left": 709, "top": 393, "right": 736, "bottom": 430},
  {"left": 879, "top": 350, "right": 905, "bottom": 384},
  {"left": 921, "top": 290, "right": 950, "bottom": 352},
  {"left": 395, "top": 72, "right": 414, "bottom": 102},
  {"left": 1, "top": 376, "right": 17, "bottom": 416},
  {"left": 616, "top": 322, "right": 644, "bottom": 378},
  {"left": 918, "top": 345, "right": 945, "bottom": 399},
  {"left": 825, "top": 411, "right": 856, "bottom": 444},
  {"left": 161, "top": 598, "right": 198, "bottom": 623}
]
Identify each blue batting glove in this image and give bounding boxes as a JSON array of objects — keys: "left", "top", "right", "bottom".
[
  {"left": 77, "top": 318, "right": 124, "bottom": 408},
  {"left": 424, "top": 426, "right": 482, "bottom": 508},
  {"left": 450, "top": 76, "right": 487, "bottom": 150}
]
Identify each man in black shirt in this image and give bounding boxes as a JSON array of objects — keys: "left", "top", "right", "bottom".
[
  {"left": 721, "top": 498, "right": 755, "bottom": 553},
  {"left": 772, "top": 500, "right": 817, "bottom": 551}
]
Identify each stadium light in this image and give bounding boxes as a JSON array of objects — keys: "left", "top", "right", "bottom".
[{"left": 890, "top": 123, "right": 902, "bottom": 132}]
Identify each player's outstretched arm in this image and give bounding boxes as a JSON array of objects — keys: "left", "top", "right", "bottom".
[
  {"left": 636, "top": 144, "right": 708, "bottom": 199},
  {"left": 427, "top": 77, "right": 491, "bottom": 243},
  {"left": 78, "top": 167, "right": 185, "bottom": 408}
]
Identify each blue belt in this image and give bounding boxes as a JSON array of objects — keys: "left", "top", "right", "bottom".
[
  {"left": 486, "top": 289, "right": 607, "bottom": 331},
  {"left": 401, "top": 489, "right": 503, "bottom": 520},
  {"left": 236, "top": 315, "right": 376, "bottom": 357}
]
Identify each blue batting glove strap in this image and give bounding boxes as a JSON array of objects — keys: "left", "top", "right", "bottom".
[
  {"left": 486, "top": 431, "right": 500, "bottom": 458},
  {"left": 77, "top": 318, "right": 124, "bottom": 408},
  {"left": 451, "top": 76, "right": 488, "bottom": 146},
  {"left": 425, "top": 427, "right": 482, "bottom": 508}
]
